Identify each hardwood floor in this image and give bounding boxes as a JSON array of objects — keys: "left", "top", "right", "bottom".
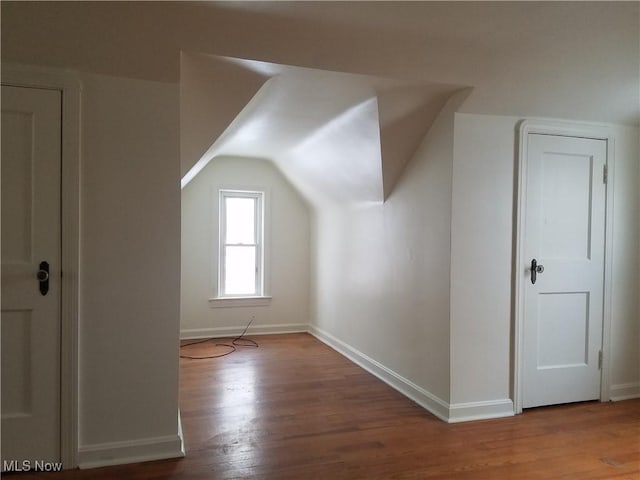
[{"left": 12, "top": 333, "right": 640, "bottom": 479}]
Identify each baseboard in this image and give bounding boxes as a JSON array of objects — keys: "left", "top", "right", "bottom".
[
  {"left": 610, "top": 382, "right": 640, "bottom": 401},
  {"left": 183, "top": 323, "right": 517, "bottom": 423},
  {"left": 180, "top": 323, "right": 308, "bottom": 340},
  {"left": 177, "top": 409, "right": 185, "bottom": 455},
  {"left": 448, "top": 399, "right": 514, "bottom": 423},
  {"left": 308, "top": 325, "right": 450, "bottom": 422},
  {"left": 78, "top": 432, "right": 184, "bottom": 469}
]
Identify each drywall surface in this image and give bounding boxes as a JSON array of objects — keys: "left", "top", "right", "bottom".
[
  {"left": 609, "top": 125, "right": 640, "bottom": 391},
  {"left": 450, "top": 113, "right": 519, "bottom": 405},
  {"left": 181, "top": 156, "right": 310, "bottom": 337},
  {"left": 310, "top": 93, "right": 460, "bottom": 405},
  {"left": 79, "top": 73, "right": 181, "bottom": 450},
  {"left": 180, "top": 55, "right": 463, "bottom": 208},
  {"left": 179, "top": 53, "right": 268, "bottom": 177},
  {"left": 450, "top": 114, "right": 640, "bottom": 404}
]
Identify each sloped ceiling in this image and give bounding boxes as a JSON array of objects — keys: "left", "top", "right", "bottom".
[
  {"left": 180, "top": 53, "right": 270, "bottom": 179},
  {"left": 181, "top": 54, "right": 464, "bottom": 205},
  {"left": 2, "top": 1, "right": 638, "bottom": 205}
]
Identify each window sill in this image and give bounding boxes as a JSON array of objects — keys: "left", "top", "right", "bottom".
[{"left": 208, "top": 296, "right": 272, "bottom": 308}]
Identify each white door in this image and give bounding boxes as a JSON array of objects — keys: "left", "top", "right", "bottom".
[
  {"left": 522, "top": 134, "right": 606, "bottom": 408},
  {"left": 1, "top": 85, "right": 62, "bottom": 464}
]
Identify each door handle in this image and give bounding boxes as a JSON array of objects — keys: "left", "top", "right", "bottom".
[
  {"left": 37, "top": 260, "right": 50, "bottom": 295},
  {"left": 530, "top": 258, "right": 544, "bottom": 285}
]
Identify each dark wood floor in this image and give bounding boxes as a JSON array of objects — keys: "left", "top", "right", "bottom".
[{"left": 13, "top": 333, "right": 640, "bottom": 479}]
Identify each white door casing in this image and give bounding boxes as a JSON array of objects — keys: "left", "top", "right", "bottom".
[
  {"left": 1, "top": 85, "right": 62, "bottom": 463},
  {"left": 1, "top": 64, "right": 81, "bottom": 469},
  {"left": 515, "top": 120, "right": 615, "bottom": 413}
]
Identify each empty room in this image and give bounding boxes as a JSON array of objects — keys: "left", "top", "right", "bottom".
[{"left": 1, "top": 1, "right": 639, "bottom": 479}]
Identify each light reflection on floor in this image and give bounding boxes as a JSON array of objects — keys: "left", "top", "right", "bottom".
[{"left": 208, "top": 355, "right": 262, "bottom": 468}]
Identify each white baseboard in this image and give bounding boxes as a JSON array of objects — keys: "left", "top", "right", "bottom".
[
  {"left": 309, "top": 325, "right": 450, "bottom": 422},
  {"left": 183, "top": 323, "right": 517, "bottom": 423},
  {"left": 180, "top": 323, "right": 307, "bottom": 340},
  {"left": 610, "top": 382, "right": 640, "bottom": 401},
  {"left": 177, "top": 409, "right": 185, "bottom": 454},
  {"left": 309, "top": 325, "right": 516, "bottom": 423},
  {"left": 78, "top": 432, "right": 184, "bottom": 469},
  {"left": 448, "top": 398, "right": 514, "bottom": 423}
]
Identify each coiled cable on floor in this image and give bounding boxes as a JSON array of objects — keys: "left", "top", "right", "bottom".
[{"left": 179, "top": 317, "right": 258, "bottom": 359}]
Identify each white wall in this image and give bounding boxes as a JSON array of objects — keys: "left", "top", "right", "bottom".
[
  {"left": 79, "top": 73, "right": 182, "bottom": 465},
  {"left": 312, "top": 110, "right": 639, "bottom": 419},
  {"left": 310, "top": 93, "right": 463, "bottom": 409},
  {"left": 181, "top": 156, "right": 310, "bottom": 337},
  {"left": 609, "top": 125, "right": 640, "bottom": 396},
  {"left": 450, "top": 114, "right": 518, "bottom": 407},
  {"left": 450, "top": 114, "right": 640, "bottom": 406}
]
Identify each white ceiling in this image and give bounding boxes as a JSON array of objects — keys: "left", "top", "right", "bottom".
[
  {"left": 3, "top": 1, "right": 638, "bottom": 206},
  {"left": 180, "top": 55, "right": 463, "bottom": 205},
  {"left": 2, "top": 1, "right": 638, "bottom": 125}
]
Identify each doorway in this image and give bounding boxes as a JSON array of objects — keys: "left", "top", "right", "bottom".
[
  {"left": 2, "top": 84, "right": 62, "bottom": 466},
  {"left": 1, "top": 66, "right": 81, "bottom": 468},
  {"left": 514, "top": 120, "right": 615, "bottom": 413}
]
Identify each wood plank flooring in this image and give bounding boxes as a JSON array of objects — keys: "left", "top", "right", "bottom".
[{"left": 11, "top": 333, "right": 640, "bottom": 479}]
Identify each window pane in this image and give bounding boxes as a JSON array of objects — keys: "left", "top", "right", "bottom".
[
  {"left": 224, "top": 246, "right": 256, "bottom": 295},
  {"left": 225, "top": 197, "right": 255, "bottom": 244}
]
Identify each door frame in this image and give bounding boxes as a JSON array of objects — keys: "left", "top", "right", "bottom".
[
  {"left": 514, "top": 119, "right": 615, "bottom": 414},
  {"left": 2, "top": 64, "right": 81, "bottom": 467}
]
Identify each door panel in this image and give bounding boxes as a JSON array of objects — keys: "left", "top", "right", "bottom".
[
  {"left": 537, "top": 292, "right": 589, "bottom": 368},
  {"left": 522, "top": 134, "right": 606, "bottom": 408},
  {"left": 540, "top": 152, "right": 593, "bottom": 259},
  {"left": 1, "top": 85, "right": 62, "bottom": 464}
]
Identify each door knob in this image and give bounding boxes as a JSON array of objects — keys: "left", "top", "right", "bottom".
[
  {"left": 37, "top": 260, "right": 50, "bottom": 295},
  {"left": 531, "top": 258, "right": 544, "bottom": 284}
]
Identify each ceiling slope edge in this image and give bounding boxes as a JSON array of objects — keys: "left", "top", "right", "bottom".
[
  {"left": 180, "top": 52, "right": 272, "bottom": 182},
  {"left": 377, "top": 84, "right": 469, "bottom": 200},
  {"left": 180, "top": 55, "right": 473, "bottom": 211}
]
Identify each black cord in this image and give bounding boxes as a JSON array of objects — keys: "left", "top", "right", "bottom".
[
  {"left": 179, "top": 341, "right": 236, "bottom": 359},
  {"left": 179, "top": 317, "right": 258, "bottom": 360},
  {"left": 180, "top": 338, "right": 214, "bottom": 348}
]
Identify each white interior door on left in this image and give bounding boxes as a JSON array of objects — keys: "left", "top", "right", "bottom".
[{"left": 1, "top": 85, "right": 62, "bottom": 466}]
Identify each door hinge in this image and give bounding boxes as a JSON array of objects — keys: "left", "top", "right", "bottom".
[
  {"left": 598, "top": 350, "right": 603, "bottom": 370},
  {"left": 603, "top": 164, "right": 608, "bottom": 184}
]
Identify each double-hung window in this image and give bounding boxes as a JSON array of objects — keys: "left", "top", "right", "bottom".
[{"left": 218, "top": 190, "right": 264, "bottom": 297}]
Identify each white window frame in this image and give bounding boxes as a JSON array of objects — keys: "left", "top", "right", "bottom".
[{"left": 218, "top": 189, "right": 265, "bottom": 299}]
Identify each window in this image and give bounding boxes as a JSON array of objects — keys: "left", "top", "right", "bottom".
[{"left": 218, "top": 190, "right": 264, "bottom": 298}]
